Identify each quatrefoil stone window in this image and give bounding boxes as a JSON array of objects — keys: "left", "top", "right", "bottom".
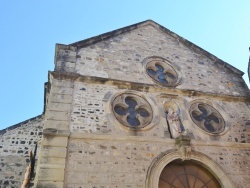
[
  {"left": 112, "top": 93, "right": 153, "bottom": 128},
  {"left": 146, "top": 58, "right": 178, "bottom": 86},
  {"left": 190, "top": 103, "right": 225, "bottom": 134}
]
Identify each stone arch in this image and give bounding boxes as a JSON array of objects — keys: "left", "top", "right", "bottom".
[{"left": 146, "top": 149, "right": 234, "bottom": 188}]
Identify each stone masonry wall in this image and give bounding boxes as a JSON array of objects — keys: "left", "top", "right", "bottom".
[
  {"left": 193, "top": 144, "right": 250, "bottom": 187},
  {"left": 70, "top": 81, "right": 250, "bottom": 143},
  {"left": 55, "top": 24, "right": 249, "bottom": 97},
  {"left": 65, "top": 137, "right": 175, "bottom": 188},
  {"left": 40, "top": 21, "right": 250, "bottom": 187},
  {"left": 64, "top": 136, "right": 249, "bottom": 187},
  {"left": 70, "top": 81, "right": 165, "bottom": 138},
  {"left": 0, "top": 116, "right": 43, "bottom": 188},
  {"left": 2, "top": 22, "right": 250, "bottom": 187}
]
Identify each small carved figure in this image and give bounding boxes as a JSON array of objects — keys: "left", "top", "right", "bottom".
[{"left": 166, "top": 108, "right": 183, "bottom": 138}]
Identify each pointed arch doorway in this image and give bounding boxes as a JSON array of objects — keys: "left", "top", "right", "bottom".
[{"left": 159, "top": 160, "right": 220, "bottom": 188}]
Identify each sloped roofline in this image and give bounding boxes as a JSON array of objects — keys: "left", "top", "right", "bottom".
[
  {"left": 70, "top": 19, "right": 244, "bottom": 76},
  {"left": 0, "top": 114, "right": 43, "bottom": 135}
]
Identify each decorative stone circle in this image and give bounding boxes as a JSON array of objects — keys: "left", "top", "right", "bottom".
[
  {"left": 189, "top": 103, "right": 225, "bottom": 134},
  {"left": 146, "top": 57, "right": 178, "bottom": 86},
  {"left": 112, "top": 93, "right": 153, "bottom": 128}
]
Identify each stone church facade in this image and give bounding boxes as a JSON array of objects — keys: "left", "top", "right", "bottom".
[{"left": 1, "top": 20, "right": 250, "bottom": 188}]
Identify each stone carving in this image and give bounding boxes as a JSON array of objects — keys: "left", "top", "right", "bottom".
[
  {"left": 166, "top": 107, "right": 184, "bottom": 138},
  {"left": 175, "top": 133, "right": 192, "bottom": 161}
]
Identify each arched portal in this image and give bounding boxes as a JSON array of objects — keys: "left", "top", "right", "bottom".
[
  {"left": 159, "top": 160, "right": 220, "bottom": 188},
  {"left": 146, "top": 150, "right": 234, "bottom": 188}
]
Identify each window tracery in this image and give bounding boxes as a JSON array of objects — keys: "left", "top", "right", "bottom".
[
  {"left": 112, "top": 93, "right": 153, "bottom": 128},
  {"left": 146, "top": 58, "right": 178, "bottom": 86},
  {"left": 189, "top": 103, "right": 225, "bottom": 134}
]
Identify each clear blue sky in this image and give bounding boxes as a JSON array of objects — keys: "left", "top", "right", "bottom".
[{"left": 0, "top": 1, "right": 249, "bottom": 130}]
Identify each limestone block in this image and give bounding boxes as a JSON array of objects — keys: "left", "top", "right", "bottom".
[
  {"left": 37, "top": 168, "right": 65, "bottom": 181},
  {"left": 43, "top": 120, "right": 69, "bottom": 130},
  {"left": 65, "top": 61, "right": 76, "bottom": 68},
  {"left": 36, "top": 181, "right": 64, "bottom": 188},
  {"left": 49, "top": 93, "right": 72, "bottom": 103},
  {"left": 41, "top": 146, "right": 67, "bottom": 158},
  {"left": 47, "top": 102, "right": 72, "bottom": 111},
  {"left": 56, "top": 49, "right": 76, "bottom": 63},
  {"left": 56, "top": 61, "right": 76, "bottom": 68},
  {"left": 46, "top": 111, "right": 70, "bottom": 121},
  {"left": 51, "top": 79, "right": 73, "bottom": 88},
  {"left": 40, "top": 156, "right": 66, "bottom": 165},
  {"left": 55, "top": 65, "right": 75, "bottom": 73},
  {"left": 42, "top": 136, "right": 68, "bottom": 147},
  {"left": 39, "top": 163, "right": 65, "bottom": 169},
  {"left": 56, "top": 43, "right": 76, "bottom": 52},
  {"left": 51, "top": 86, "right": 73, "bottom": 95}
]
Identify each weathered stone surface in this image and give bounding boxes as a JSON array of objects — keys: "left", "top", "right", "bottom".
[
  {"left": 49, "top": 94, "right": 72, "bottom": 104},
  {"left": 1, "top": 20, "right": 250, "bottom": 187},
  {"left": 0, "top": 116, "right": 43, "bottom": 187},
  {"left": 47, "top": 102, "right": 72, "bottom": 111},
  {"left": 70, "top": 24, "right": 249, "bottom": 97},
  {"left": 42, "top": 136, "right": 68, "bottom": 147},
  {"left": 38, "top": 168, "right": 65, "bottom": 181},
  {"left": 40, "top": 156, "right": 66, "bottom": 165},
  {"left": 51, "top": 79, "right": 74, "bottom": 88},
  {"left": 50, "top": 86, "right": 73, "bottom": 95},
  {"left": 64, "top": 138, "right": 174, "bottom": 187},
  {"left": 43, "top": 120, "right": 69, "bottom": 130},
  {"left": 41, "top": 146, "right": 67, "bottom": 158},
  {"left": 36, "top": 181, "right": 64, "bottom": 188}
]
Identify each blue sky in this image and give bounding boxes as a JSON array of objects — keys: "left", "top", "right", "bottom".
[{"left": 0, "top": 1, "right": 250, "bottom": 129}]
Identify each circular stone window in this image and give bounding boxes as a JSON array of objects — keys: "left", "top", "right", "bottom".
[
  {"left": 189, "top": 103, "right": 225, "bottom": 134},
  {"left": 146, "top": 58, "right": 178, "bottom": 86},
  {"left": 112, "top": 93, "right": 153, "bottom": 128}
]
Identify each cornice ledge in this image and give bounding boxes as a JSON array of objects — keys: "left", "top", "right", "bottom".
[
  {"left": 69, "top": 132, "right": 250, "bottom": 148},
  {"left": 70, "top": 132, "right": 176, "bottom": 144},
  {"left": 49, "top": 71, "right": 250, "bottom": 102},
  {"left": 191, "top": 140, "right": 250, "bottom": 148}
]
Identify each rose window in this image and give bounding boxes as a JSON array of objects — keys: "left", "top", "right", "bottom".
[
  {"left": 190, "top": 103, "right": 225, "bottom": 134},
  {"left": 146, "top": 59, "right": 178, "bottom": 86},
  {"left": 112, "top": 93, "right": 153, "bottom": 128}
]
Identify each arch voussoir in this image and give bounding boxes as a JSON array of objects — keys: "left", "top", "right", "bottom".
[{"left": 146, "top": 150, "right": 234, "bottom": 188}]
